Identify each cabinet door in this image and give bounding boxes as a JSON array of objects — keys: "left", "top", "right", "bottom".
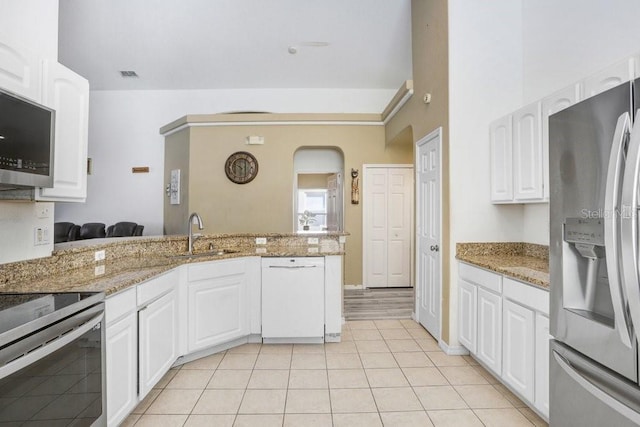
[
  {"left": 541, "top": 84, "right": 581, "bottom": 200},
  {"left": 106, "top": 313, "right": 137, "bottom": 427},
  {"left": 37, "top": 61, "right": 89, "bottom": 202},
  {"left": 458, "top": 279, "right": 477, "bottom": 353},
  {"left": 490, "top": 115, "right": 513, "bottom": 202},
  {"left": 583, "top": 57, "right": 635, "bottom": 99},
  {"left": 0, "top": 39, "right": 41, "bottom": 101},
  {"left": 502, "top": 299, "right": 535, "bottom": 402},
  {"left": 535, "top": 313, "right": 550, "bottom": 418},
  {"left": 477, "top": 288, "right": 502, "bottom": 375},
  {"left": 139, "top": 290, "right": 178, "bottom": 398},
  {"left": 188, "top": 272, "right": 248, "bottom": 352},
  {"left": 513, "top": 102, "right": 543, "bottom": 201}
]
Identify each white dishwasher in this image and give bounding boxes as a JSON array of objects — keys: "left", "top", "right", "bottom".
[{"left": 261, "top": 257, "right": 325, "bottom": 343}]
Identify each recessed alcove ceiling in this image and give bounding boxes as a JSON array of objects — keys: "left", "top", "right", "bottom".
[{"left": 58, "top": 0, "right": 413, "bottom": 91}]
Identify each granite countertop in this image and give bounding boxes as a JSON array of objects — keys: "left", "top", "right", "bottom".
[
  {"left": 0, "top": 234, "right": 346, "bottom": 297},
  {"left": 456, "top": 242, "right": 549, "bottom": 290}
]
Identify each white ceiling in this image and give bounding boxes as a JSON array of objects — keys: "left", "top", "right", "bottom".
[{"left": 58, "top": 0, "right": 413, "bottom": 91}]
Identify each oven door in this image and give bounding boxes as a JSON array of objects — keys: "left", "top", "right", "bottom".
[{"left": 0, "top": 303, "right": 105, "bottom": 426}]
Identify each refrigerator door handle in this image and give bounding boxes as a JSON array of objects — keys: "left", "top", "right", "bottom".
[
  {"left": 620, "top": 109, "right": 640, "bottom": 341},
  {"left": 604, "top": 112, "right": 633, "bottom": 347},
  {"left": 553, "top": 350, "right": 640, "bottom": 423}
]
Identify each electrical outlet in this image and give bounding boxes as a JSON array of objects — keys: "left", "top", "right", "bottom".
[
  {"left": 34, "top": 227, "right": 46, "bottom": 246},
  {"left": 94, "top": 250, "right": 106, "bottom": 262},
  {"left": 255, "top": 247, "right": 267, "bottom": 254},
  {"left": 255, "top": 237, "right": 267, "bottom": 245},
  {"left": 94, "top": 265, "right": 105, "bottom": 276},
  {"left": 339, "top": 236, "right": 346, "bottom": 244},
  {"left": 307, "top": 237, "right": 319, "bottom": 245},
  {"left": 307, "top": 247, "right": 319, "bottom": 253},
  {"left": 36, "top": 204, "right": 51, "bottom": 219}
]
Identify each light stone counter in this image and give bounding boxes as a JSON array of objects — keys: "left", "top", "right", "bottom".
[
  {"left": 456, "top": 242, "right": 549, "bottom": 289},
  {"left": 0, "top": 233, "right": 347, "bottom": 295}
]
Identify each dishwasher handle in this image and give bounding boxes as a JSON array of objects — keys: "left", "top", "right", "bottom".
[{"left": 268, "top": 265, "right": 318, "bottom": 269}]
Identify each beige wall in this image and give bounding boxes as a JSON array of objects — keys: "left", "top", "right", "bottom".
[
  {"left": 298, "top": 173, "right": 332, "bottom": 189},
  {"left": 164, "top": 129, "right": 191, "bottom": 236},
  {"left": 164, "top": 121, "right": 413, "bottom": 286},
  {"left": 386, "top": 0, "right": 451, "bottom": 343}
]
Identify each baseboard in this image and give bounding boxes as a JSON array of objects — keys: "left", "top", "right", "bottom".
[
  {"left": 344, "top": 284, "right": 363, "bottom": 290},
  {"left": 439, "top": 340, "right": 470, "bottom": 356}
]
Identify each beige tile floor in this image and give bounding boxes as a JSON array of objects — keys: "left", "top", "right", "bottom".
[{"left": 121, "top": 319, "right": 549, "bottom": 427}]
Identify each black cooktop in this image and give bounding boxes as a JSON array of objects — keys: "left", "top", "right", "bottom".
[{"left": 0, "top": 292, "right": 104, "bottom": 346}]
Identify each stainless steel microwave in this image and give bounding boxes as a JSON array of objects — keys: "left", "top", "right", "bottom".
[{"left": 0, "top": 88, "right": 55, "bottom": 189}]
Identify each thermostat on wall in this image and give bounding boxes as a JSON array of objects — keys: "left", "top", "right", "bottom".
[{"left": 245, "top": 136, "right": 265, "bottom": 145}]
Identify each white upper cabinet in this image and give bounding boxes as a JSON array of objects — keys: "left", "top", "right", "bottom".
[
  {"left": 541, "top": 83, "right": 582, "bottom": 200},
  {"left": 37, "top": 61, "right": 89, "bottom": 202},
  {"left": 490, "top": 102, "right": 544, "bottom": 204},
  {"left": 512, "top": 102, "right": 543, "bottom": 201},
  {"left": 490, "top": 116, "right": 513, "bottom": 202},
  {"left": 583, "top": 57, "right": 635, "bottom": 99},
  {"left": 0, "top": 38, "right": 41, "bottom": 101}
]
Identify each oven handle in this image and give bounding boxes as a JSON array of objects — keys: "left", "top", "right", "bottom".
[{"left": 0, "top": 305, "right": 104, "bottom": 380}]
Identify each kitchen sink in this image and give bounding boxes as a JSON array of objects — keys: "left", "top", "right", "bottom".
[{"left": 169, "top": 249, "right": 239, "bottom": 259}]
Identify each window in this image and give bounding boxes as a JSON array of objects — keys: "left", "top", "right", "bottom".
[{"left": 297, "top": 189, "right": 328, "bottom": 232}]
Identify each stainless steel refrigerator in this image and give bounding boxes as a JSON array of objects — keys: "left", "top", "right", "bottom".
[{"left": 550, "top": 79, "right": 640, "bottom": 426}]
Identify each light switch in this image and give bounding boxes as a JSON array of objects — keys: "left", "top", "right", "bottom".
[{"left": 170, "top": 169, "right": 181, "bottom": 205}]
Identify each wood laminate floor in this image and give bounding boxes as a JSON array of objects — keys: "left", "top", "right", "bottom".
[{"left": 344, "top": 287, "right": 414, "bottom": 320}]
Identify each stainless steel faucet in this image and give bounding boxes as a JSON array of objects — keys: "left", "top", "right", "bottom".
[{"left": 187, "top": 212, "right": 204, "bottom": 254}]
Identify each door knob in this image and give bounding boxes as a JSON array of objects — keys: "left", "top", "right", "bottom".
[{"left": 430, "top": 245, "right": 439, "bottom": 252}]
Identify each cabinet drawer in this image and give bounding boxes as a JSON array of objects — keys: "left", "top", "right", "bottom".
[
  {"left": 188, "top": 258, "right": 246, "bottom": 282},
  {"left": 137, "top": 269, "right": 178, "bottom": 307},
  {"left": 105, "top": 287, "right": 136, "bottom": 325},
  {"left": 503, "top": 277, "right": 549, "bottom": 315},
  {"left": 459, "top": 262, "right": 502, "bottom": 293}
]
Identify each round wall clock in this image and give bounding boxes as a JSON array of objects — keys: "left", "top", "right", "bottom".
[{"left": 224, "top": 151, "right": 259, "bottom": 184}]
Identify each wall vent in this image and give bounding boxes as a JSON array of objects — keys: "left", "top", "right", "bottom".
[{"left": 119, "top": 70, "right": 139, "bottom": 78}]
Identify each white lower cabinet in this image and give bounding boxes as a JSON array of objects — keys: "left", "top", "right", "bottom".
[
  {"left": 186, "top": 259, "right": 250, "bottom": 353},
  {"left": 477, "top": 288, "right": 502, "bottom": 374},
  {"left": 138, "top": 289, "right": 179, "bottom": 398},
  {"left": 502, "top": 298, "right": 535, "bottom": 402},
  {"left": 458, "top": 279, "right": 477, "bottom": 353},
  {"left": 535, "top": 313, "right": 550, "bottom": 417},
  {"left": 105, "top": 288, "right": 137, "bottom": 427},
  {"left": 458, "top": 262, "right": 549, "bottom": 420}
]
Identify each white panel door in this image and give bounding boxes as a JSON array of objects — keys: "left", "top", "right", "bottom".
[
  {"left": 38, "top": 61, "right": 89, "bottom": 202},
  {"left": 364, "top": 165, "right": 413, "bottom": 288},
  {"left": 365, "top": 168, "right": 388, "bottom": 287},
  {"left": 416, "top": 130, "right": 441, "bottom": 338},
  {"left": 387, "top": 168, "right": 413, "bottom": 286},
  {"left": 490, "top": 115, "right": 513, "bottom": 202},
  {"left": 503, "top": 299, "right": 535, "bottom": 402},
  {"left": 513, "top": 102, "right": 543, "bottom": 201},
  {"left": 477, "top": 288, "right": 502, "bottom": 374}
]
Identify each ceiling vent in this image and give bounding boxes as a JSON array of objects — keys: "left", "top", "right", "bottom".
[{"left": 120, "top": 70, "right": 139, "bottom": 78}]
